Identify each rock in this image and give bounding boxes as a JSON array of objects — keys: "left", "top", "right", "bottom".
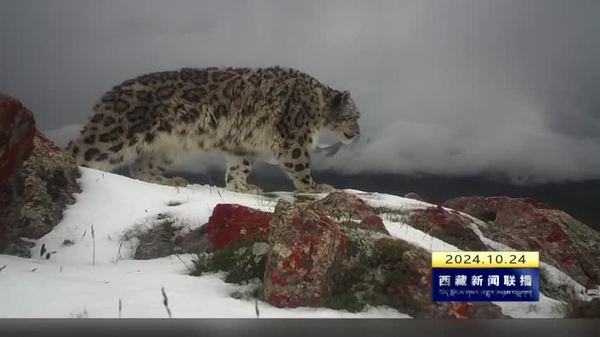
[
  {"left": 2, "top": 238, "right": 35, "bottom": 258},
  {"left": 262, "top": 199, "right": 348, "bottom": 308},
  {"left": 131, "top": 212, "right": 209, "bottom": 260},
  {"left": 0, "top": 95, "right": 81, "bottom": 256},
  {"left": 367, "top": 238, "right": 504, "bottom": 318},
  {"left": 192, "top": 240, "right": 270, "bottom": 283},
  {"left": 141, "top": 193, "right": 505, "bottom": 317},
  {"left": 443, "top": 196, "right": 600, "bottom": 290},
  {"left": 0, "top": 94, "right": 35, "bottom": 185},
  {"left": 19, "top": 131, "right": 81, "bottom": 237},
  {"left": 173, "top": 227, "right": 209, "bottom": 255},
  {"left": 201, "top": 204, "right": 273, "bottom": 249},
  {"left": 134, "top": 204, "right": 272, "bottom": 268},
  {"left": 189, "top": 204, "right": 273, "bottom": 282},
  {"left": 443, "top": 196, "right": 551, "bottom": 223},
  {"left": 311, "top": 191, "right": 389, "bottom": 234},
  {"left": 380, "top": 204, "right": 489, "bottom": 251},
  {"left": 134, "top": 220, "right": 187, "bottom": 260},
  {"left": 261, "top": 192, "right": 506, "bottom": 318},
  {"left": 404, "top": 192, "right": 425, "bottom": 202},
  {"left": 564, "top": 298, "right": 600, "bottom": 318}
]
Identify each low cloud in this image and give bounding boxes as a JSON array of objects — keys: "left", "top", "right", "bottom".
[
  {"left": 314, "top": 119, "right": 600, "bottom": 184},
  {"left": 9, "top": 0, "right": 600, "bottom": 183}
]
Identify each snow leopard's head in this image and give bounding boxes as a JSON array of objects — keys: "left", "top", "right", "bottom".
[{"left": 326, "top": 90, "right": 361, "bottom": 145}]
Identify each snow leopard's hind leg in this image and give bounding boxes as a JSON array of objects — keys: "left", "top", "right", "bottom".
[
  {"left": 128, "top": 151, "right": 188, "bottom": 187},
  {"left": 224, "top": 154, "right": 262, "bottom": 194}
]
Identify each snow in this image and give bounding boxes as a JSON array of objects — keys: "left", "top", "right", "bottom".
[
  {"left": 0, "top": 254, "right": 406, "bottom": 319},
  {"left": 0, "top": 168, "right": 572, "bottom": 318},
  {"left": 384, "top": 221, "right": 459, "bottom": 253},
  {"left": 0, "top": 168, "right": 407, "bottom": 318}
]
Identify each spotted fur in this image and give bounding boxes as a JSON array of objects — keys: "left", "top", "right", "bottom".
[{"left": 66, "top": 66, "right": 361, "bottom": 193}]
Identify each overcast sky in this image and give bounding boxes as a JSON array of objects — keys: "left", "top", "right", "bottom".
[{"left": 1, "top": 0, "right": 599, "bottom": 183}]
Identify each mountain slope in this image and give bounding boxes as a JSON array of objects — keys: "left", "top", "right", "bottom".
[{"left": 0, "top": 168, "right": 582, "bottom": 318}]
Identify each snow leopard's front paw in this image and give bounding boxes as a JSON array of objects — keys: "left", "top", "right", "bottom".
[
  {"left": 312, "top": 183, "right": 336, "bottom": 193},
  {"left": 226, "top": 181, "right": 263, "bottom": 195},
  {"left": 240, "top": 183, "right": 263, "bottom": 195},
  {"left": 298, "top": 183, "right": 336, "bottom": 194}
]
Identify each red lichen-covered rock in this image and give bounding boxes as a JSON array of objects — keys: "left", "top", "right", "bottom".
[
  {"left": 443, "top": 196, "right": 600, "bottom": 289},
  {"left": 403, "top": 205, "right": 488, "bottom": 251},
  {"left": 180, "top": 191, "right": 506, "bottom": 317},
  {"left": 312, "top": 191, "right": 389, "bottom": 234},
  {"left": 261, "top": 192, "right": 506, "bottom": 318},
  {"left": 0, "top": 95, "right": 81, "bottom": 257},
  {"left": 263, "top": 199, "right": 348, "bottom": 308},
  {"left": 311, "top": 191, "right": 373, "bottom": 218},
  {"left": 183, "top": 204, "right": 274, "bottom": 283},
  {"left": 372, "top": 238, "right": 504, "bottom": 318},
  {"left": 201, "top": 204, "right": 272, "bottom": 249},
  {"left": 0, "top": 94, "right": 35, "bottom": 184},
  {"left": 185, "top": 192, "right": 506, "bottom": 317},
  {"left": 134, "top": 204, "right": 272, "bottom": 259}
]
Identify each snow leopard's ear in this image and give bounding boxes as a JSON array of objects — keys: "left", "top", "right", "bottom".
[{"left": 332, "top": 90, "right": 351, "bottom": 110}]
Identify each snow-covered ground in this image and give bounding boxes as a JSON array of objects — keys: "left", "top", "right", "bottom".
[{"left": 0, "top": 168, "right": 574, "bottom": 318}]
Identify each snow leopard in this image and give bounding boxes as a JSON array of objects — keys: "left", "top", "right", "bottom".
[{"left": 65, "top": 66, "right": 361, "bottom": 194}]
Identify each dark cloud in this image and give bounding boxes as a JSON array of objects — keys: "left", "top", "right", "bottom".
[{"left": 1, "top": 0, "right": 599, "bottom": 183}]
